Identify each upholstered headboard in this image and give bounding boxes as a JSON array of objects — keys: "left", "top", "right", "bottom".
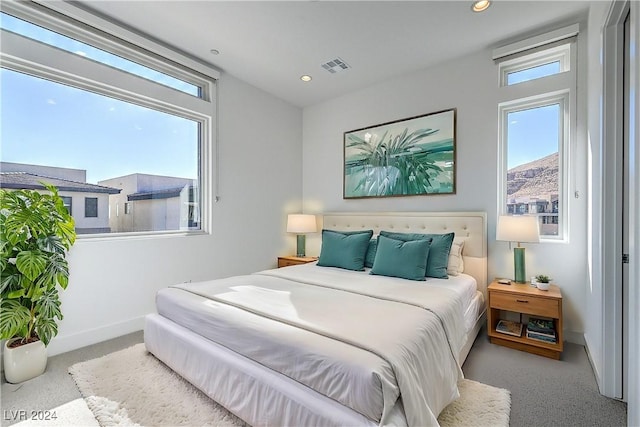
[{"left": 313, "top": 212, "right": 488, "bottom": 297}]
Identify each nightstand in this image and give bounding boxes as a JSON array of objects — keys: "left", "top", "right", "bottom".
[
  {"left": 487, "top": 280, "right": 563, "bottom": 359},
  {"left": 277, "top": 256, "right": 318, "bottom": 268}
]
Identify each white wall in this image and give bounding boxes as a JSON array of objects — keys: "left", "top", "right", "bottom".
[
  {"left": 584, "top": 0, "right": 612, "bottom": 394},
  {"left": 49, "top": 73, "right": 303, "bottom": 356},
  {"left": 588, "top": 0, "right": 640, "bottom": 417},
  {"left": 302, "top": 40, "right": 589, "bottom": 343}
]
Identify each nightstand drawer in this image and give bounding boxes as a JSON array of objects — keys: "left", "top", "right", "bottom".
[{"left": 491, "top": 292, "right": 560, "bottom": 318}]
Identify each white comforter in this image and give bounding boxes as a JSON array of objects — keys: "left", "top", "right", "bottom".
[{"left": 158, "top": 264, "right": 465, "bottom": 426}]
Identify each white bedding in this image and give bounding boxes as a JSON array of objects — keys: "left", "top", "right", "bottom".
[
  {"left": 265, "top": 263, "right": 483, "bottom": 338},
  {"left": 464, "top": 292, "right": 485, "bottom": 332},
  {"left": 156, "top": 264, "right": 473, "bottom": 426},
  {"left": 145, "top": 314, "right": 396, "bottom": 426}
]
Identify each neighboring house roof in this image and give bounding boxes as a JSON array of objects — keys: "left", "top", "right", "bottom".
[
  {"left": 0, "top": 172, "right": 121, "bottom": 194},
  {"left": 128, "top": 186, "right": 195, "bottom": 201}
]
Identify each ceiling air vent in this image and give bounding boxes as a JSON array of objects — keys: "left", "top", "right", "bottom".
[{"left": 321, "top": 57, "right": 350, "bottom": 74}]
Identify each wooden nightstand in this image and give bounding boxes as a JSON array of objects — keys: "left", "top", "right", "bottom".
[
  {"left": 487, "top": 280, "right": 563, "bottom": 359},
  {"left": 277, "top": 256, "right": 318, "bottom": 268}
]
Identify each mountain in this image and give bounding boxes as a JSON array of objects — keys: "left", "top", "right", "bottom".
[{"left": 507, "top": 152, "right": 558, "bottom": 199}]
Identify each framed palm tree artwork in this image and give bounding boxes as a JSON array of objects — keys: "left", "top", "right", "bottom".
[{"left": 343, "top": 108, "right": 456, "bottom": 199}]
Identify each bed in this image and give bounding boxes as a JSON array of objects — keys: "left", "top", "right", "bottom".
[{"left": 145, "top": 211, "right": 487, "bottom": 426}]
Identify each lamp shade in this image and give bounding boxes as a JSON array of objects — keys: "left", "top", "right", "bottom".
[
  {"left": 287, "top": 214, "right": 317, "bottom": 234},
  {"left": 496, "top": 215, "right": 540, "bottom": 243}
]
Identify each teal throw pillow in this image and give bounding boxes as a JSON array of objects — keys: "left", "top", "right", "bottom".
[
  {"left": 379, "top": 231, "right": 455, "bottom": 279},
  {"left": 370, "top": 235, "right": 431, "bottom": 281},
  {"left": 317, "top": 229, "right": 373, "bottom": 271},
  {"left": 364, "top": 238, "right": 378, "bottom": 268}
]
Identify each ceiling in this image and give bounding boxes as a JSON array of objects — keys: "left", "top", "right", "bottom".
[{"left": 82, "top": 1, "right": 591, "bottom": 108}]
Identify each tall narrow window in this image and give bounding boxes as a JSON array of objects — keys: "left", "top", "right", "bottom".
[
  {"left": 496, "top": 29, "right": 575, "bottom": 241},
  {"left": 501, "top": 97, "right": 566, "bottom": 237}
]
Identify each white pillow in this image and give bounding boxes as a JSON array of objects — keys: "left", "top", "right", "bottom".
[{"left": 447, "top": 238, "right": 465, "bottom": 276}]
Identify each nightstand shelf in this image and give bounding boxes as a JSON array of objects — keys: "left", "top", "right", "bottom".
[
  {"left": 487, "top": 281, "right": 563, "bottom": 359},
  {"left": 277, "top": 256, "right": 318, "bottom": 268}
]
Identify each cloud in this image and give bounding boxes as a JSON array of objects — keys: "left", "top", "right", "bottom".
[{"left": 46, "top": 99, "right": 57, "bottom": 105}]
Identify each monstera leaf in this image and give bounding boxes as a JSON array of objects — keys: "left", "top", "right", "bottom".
[{"left": 0, "top": 184, "right": 76, "bottom": 347}]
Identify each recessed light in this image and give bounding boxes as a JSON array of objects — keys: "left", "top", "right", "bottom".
[
  {"left": 300, "top": 75, "right": 312, "bottom": 82},
  {"left": 210, "top": 49, "right": 220, "bottom": 55},
  {"left": 471, "top": 0, "right": 491, "bottom": 12}
]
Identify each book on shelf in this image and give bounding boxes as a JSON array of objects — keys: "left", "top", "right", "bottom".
[
  {"left": 495, "top": 320, "right": 523, "bottom": 337},
  {"left": 526, "top": 328, "right": 556, "bottom": 339},
  {"left": 527, "top": 317, "right": 555, "bottom": 334},
  {"left": 526, "top": 330, "right": 557, "bottom": 344}
]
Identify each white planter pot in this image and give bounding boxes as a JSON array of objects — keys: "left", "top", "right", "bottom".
[{"left": 4, "top": 338, "right": 47, "bottom": 383}]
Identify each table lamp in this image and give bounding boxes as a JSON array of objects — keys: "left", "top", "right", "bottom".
[
  {"left": 287, "top": 214, "right": 317, "bottom": 257},
  {"left": 496, "top": 215, "right": 540, "bottom": 283}
]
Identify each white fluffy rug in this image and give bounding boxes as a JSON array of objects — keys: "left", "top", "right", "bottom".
[
  {"left": 14, "top": 398, "right": 99, "bottom": 427},
  {"left": 69, "top": 343, "right": 510, "bottom": 426}
]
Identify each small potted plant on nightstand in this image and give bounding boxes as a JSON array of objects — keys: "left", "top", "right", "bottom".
[
  {"left": 535, "top": 274, "right": 551, "bottom": 291},
  {"left": 0, "top": 183, "right": 76, "bottom": 383}
]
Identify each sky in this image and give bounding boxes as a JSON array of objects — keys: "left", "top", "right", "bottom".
[
  {"left": 507, "top": 104, "right": 559, "bottom": 169},
  {"left": 1, "top": 69, "right": 199, "bottom": 184}
]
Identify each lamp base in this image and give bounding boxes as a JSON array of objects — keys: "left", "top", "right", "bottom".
[
  {"left": 296, "top": 235, "right": 306, "bottom": 257},
  {"left": 513, "top": 247, "right": 526, "bottom": 283}
]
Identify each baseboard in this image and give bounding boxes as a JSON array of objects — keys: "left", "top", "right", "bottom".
[
  {"left": 46, "top": 316, "right": 145, "bottom": 357},
  {"left": 564, "top": 330, "right": 586, "bottom": 346},
  {"left": 583, "top": 333, "right": 603, "bottom": 392},
  {"left": 0, "top": 318, "right": 144, "bottom": 375}
]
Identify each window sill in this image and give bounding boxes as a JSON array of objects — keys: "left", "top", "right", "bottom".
[{"left": 76, "top": 229, "right": 208, "bottom": 242}]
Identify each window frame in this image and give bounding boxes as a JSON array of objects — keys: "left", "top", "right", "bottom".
[
  {"left": 0, "top": 1, "right": 217, "bottom": 96},
  {"left": 0, "top": 1, "right": 217, "bottom": 238},
  {"left": 499, "top": 43, "right": 572, "bottom": 87},
  {"left": 498, "top": 91, "right": 570, "bottom": 241},
  {"left": 496, "top": 36, "right": 576, "bottom": 243}
]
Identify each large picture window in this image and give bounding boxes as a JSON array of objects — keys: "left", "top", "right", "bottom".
[{"left": 0, "top": 2, "right": 217, "bottom": 236}]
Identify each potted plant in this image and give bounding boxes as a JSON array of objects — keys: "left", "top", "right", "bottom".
[
  {"left": 0, "top": 183, "right": 76, "bottom": 383},
  {"left": 534, "top": 274, "right": 551, "bottom": 291}
]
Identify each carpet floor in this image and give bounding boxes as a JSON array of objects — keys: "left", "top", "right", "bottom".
[
  {"left": 68, "top": 343, "right": 510, "bottom": 427},
  {"left": 2, "top": 329, "right": 626, "bottom": 426}
]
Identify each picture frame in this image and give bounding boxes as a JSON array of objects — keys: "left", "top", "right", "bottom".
[{"left": 343, "top": 108, "right": 456, "bottom": 199}]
